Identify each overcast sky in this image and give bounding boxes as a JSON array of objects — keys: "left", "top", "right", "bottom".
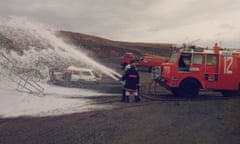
[{"left": 0, "top": 0, "right": 240, "bottom": 48}]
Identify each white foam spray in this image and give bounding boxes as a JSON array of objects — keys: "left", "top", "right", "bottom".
[{"left": 1, "top": 17, "right": 121, "bottom": 80}]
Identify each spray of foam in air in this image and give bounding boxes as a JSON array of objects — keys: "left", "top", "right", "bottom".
[{"left": 2, "top": 17, "right": 121, "bottom": 80}]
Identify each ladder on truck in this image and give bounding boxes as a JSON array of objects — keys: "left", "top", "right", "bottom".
[{"left": 0, "top": 52, "right": 44, "bottom": 96}]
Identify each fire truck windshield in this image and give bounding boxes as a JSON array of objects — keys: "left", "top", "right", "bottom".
[{"left": 169, "top": 53, "right": 179, "bottom": 63}]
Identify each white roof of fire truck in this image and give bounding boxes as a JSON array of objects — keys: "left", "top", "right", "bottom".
[{"left": 178, "top": 43, "right": 240, "bottom": 56}]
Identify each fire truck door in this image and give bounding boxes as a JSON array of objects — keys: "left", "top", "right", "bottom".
[{"left": 205, "top": 54, "right": 218, "bottom": 81}]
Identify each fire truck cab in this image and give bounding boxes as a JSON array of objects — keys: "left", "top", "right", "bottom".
[{"left": 153, "top": 43, "right": 240, "bottom": 97}]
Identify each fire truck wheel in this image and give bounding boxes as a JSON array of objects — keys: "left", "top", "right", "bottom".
[{"left": 178, "top": 79, "right": 200, "bottom": 98}]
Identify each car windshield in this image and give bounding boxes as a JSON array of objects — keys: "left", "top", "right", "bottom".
[
  {"left": 82, "top": 71, "right": 92, "bottom": 76},
  {"left": 168, "top": 53, "right": 179, "bottom": 63}
]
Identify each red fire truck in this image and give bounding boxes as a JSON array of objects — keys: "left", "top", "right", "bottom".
[
  {"left": 137, "top": 55, "right": 168, "bottom": 72},
  {"left": 152, "top": 43, "right": 240, "bottom": 97}
]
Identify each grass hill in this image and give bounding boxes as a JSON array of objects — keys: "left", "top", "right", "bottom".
[{"left": 56, "top": 31, "right": 173, "bottom": 58}]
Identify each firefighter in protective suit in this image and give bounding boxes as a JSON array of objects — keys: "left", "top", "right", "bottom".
[{"left": 121, "top": 63, "right": 140, "bottom": 102}]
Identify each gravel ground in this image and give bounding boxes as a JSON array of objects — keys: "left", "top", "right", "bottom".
[{"left": 0, "top": 67, "right": 240, "bottom": 144}]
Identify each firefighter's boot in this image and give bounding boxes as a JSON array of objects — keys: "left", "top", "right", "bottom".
[
  {"left": 134, "top": 96, "right": 140, "bottom": 102},
  {"left": 125, "top": 96, "right": 130, "bottom": 102},
  {"left": 121, "top": 96, "right": 125, "bottom": 102},
  {"left": 121, "top": 89, "right": 126, "bottom": 102}
]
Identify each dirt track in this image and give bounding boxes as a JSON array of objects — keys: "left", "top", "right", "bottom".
[
  {"left": 0, "top": 95, "right": 240, "bottom": 144},
  {"left": 0, "top": 64, "right": 240, "bottom": 144}
]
